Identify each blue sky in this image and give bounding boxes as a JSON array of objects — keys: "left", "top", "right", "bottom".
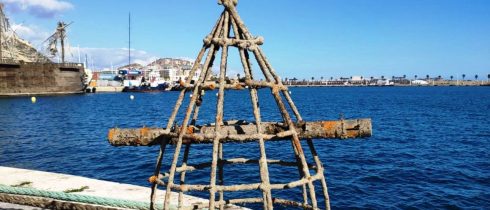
[{"left": 4, "top": 0, "right": 490, "bottom": 80}]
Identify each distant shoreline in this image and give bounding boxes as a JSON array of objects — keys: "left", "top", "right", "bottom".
[
  {"left": 284, "top": 79, "right": 489, "bottom": 87},
  {"left": 285, "top": 84, "right": 489, "bottom": 87}
]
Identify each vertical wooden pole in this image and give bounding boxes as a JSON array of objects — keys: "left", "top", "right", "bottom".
[
  {"left": 218, "top": 142, "right": 225, "bottom": 210},
  {"left": 178, "top": 142, "right": 191, "bottom": 209},
  {"left": 307, "top": 139, "right": 331, "bottom": 210},
  {"left": 150, "top": 139, "right": 169, "bottom": 210},
  {"left": 230, "top": 17, "right": 274, "bottom": 210},
  {"left": 164, "top": 14, "right": 224, "bottom": 131},
  {"left": 225, "top": 3, "right": 318, "bottom": 208},
  {"left": 162, "top": 18, "right": 225, "bottom": 210},
  {"left": 209, "top": 11, "right": 230, "bottom": 210}
]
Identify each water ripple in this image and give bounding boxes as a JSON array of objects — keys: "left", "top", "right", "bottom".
[{"left": 0, "top": 87, "right": 489, "bottom": 209}]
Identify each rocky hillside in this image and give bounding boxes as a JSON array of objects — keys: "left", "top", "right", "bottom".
[
  {"left": 1, "top": 35, "right": 51, "bottom": 62},
  {"left": 1, "top": 5, "right": 50, "bottom": 63},
  {"left": 148, "top": 58, "right": 195, "bottom": 69},
  {"left": 117, "top": 58, "right": 202, "bottom": 71},
  {"left": 116, "top": 63, "right": 144, "bottom": 70}
]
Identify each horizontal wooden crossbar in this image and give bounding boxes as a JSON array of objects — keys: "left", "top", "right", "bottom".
[
  {"left": 108, "top": 119, "right": 372, "bottom": 146},
  {"left": 151, "top": 169, "right": 324, "bottom": 193},
  {"left": 175, "top": 158, "right": 316, "bottom": 173},
  {"left": 192, "top": 197, "right": 314, "bottom": 210}
]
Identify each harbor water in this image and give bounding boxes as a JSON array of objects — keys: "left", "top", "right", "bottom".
[{"left": 0, "top": 86, "right": 489, "bottom": 209}]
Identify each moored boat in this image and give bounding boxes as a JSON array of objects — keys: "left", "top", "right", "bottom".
[{"left": 120, "top": 68, "right": 169, "bottom": 92}]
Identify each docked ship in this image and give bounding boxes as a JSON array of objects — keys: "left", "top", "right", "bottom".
[{"left": 0, "top": 4, "right": 85, "bottom": 96}]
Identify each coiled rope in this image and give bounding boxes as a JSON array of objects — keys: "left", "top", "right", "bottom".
[{"left": 0, "top": 184, "right": 171, "bottom": 210}]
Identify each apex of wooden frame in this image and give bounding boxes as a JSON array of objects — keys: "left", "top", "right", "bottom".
[{"left": 218, "top": 0, "right": 238, "bottom": 6}]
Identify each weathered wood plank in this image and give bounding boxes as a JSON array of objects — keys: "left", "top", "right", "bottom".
[{"left": 108, "top": 119, "right": 372, "bottom": 146}]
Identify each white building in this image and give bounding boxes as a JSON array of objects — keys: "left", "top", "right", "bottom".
[
  {"left": 161, "top": 68, "right": 178, "bottom": 82},
  {"left": 376, "top": 79, "right": 394, "bottom": 86},
  {"left": 412, "top": 79, "right": 429, "bottom": 85},
  {"left": 182, "top": 68, "right": 202, "bottom": 82},
  {"left": 350, "top": 76, "right": 364, "bottom": 81},
  {"left": 120, "top": 58, "right": 204, "bottom": 84}
]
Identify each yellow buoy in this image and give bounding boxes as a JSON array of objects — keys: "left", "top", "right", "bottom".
[{"left": 31, "top": 96, "right": 37, "bottom": 103}]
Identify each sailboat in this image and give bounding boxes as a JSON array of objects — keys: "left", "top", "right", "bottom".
[{"left": 120, "top": 13, "right": 169, "bottom": 93}]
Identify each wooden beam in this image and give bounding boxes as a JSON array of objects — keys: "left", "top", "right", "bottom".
[{"left": 108, "top": 119, "right": 372, "bottom": 146}]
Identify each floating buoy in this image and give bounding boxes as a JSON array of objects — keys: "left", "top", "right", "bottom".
[
  {"left": 130, "top": 95, "right": 135, "bottom": 100},
  {"left": 31, "top": 96, "right": 36, "bottom": 103},
  {"left": 289, "top": 91, "right": 292, "bottom": 94}
]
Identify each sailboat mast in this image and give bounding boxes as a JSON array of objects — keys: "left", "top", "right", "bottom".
[
  {"left": 0, "top": 4, "right": 4, "bottom": 60},
  {"left": 128, "top": 12, "right": 131, "bottom": 67},
  {"left": 60, "top": 23, "right": 65, "bottom": 63},
  {"left": 0, "top": 18, "right": 2, "bottom": 60},
  {"left": 77, "top": 45, "right": 81, "bottom": 63}
]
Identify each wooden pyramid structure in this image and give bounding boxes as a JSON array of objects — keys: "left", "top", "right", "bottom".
[{"left": 108, "top": 0, "right": 371, "bottom": 209}]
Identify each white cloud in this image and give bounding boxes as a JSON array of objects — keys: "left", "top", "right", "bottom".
[
  {"left": 9, "top": 22, "right": 170, "bottom": 69},
  {"left": 64, "top": 47, "right": 159, "bottom": 69},
  {"left": 3, "top": 0, "right": 73, "bottom": 18},
  {"left": 11, "top": 23, "right": 50, "bottom": 47},
  {"left": 9, "top": 23, "right": 157, "bottom": 68}
]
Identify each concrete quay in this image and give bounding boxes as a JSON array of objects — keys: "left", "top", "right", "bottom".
[
  {"left": 0, "top": 166, "right": 245, "bottom": 210},
  {"left": 91, "top": 86, "right": 125, "bottom": 93}
]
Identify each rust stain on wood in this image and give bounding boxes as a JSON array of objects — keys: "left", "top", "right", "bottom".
[
  {"left": 140, "top": 127, "right": 150, "bottom": 137},
  {"left": 107, "top": 128, "right": 115, "bottom": 141},
  {"left": 322, "top": 121, "right": 337, "bottom": 131}
]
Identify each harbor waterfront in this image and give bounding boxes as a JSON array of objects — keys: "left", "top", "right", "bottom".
[
  {"left": 85, "top": 76, "right": 490, "bottom": 93},
  {"left": 0, "top": 86, "right": 488, "bottom": 209},
  {"left": 1, "top": 0, "right": 488, "bottom": 208}
]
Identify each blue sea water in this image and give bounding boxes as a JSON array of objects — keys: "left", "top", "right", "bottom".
[{"left": 0, "top": 86, "right": 489, "bottom": 209}]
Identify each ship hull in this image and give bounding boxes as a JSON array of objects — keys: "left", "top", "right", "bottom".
[{"left": 0, "top": 62, "right": 85, "bottom": 96}]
